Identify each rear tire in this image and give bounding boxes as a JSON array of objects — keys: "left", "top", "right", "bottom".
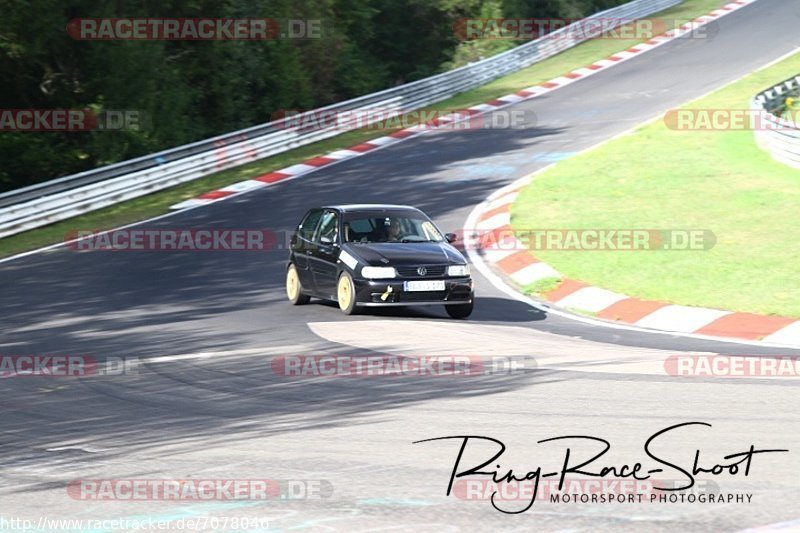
[
  {"left": 446, "top": 301, "right": 473, "bottom": 319},
  {"left": 337, "top": 272, "right": 358, "bottom": 315},
  {"left": 286, "top": 264, "right": 311, "bottom": 305}
]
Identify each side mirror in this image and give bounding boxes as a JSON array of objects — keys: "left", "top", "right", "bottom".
[{"left": 445, "top": 233, "right": 458, "bottom": 243}]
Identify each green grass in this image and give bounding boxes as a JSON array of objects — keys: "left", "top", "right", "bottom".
[
  {"left": 566, "top": 307, "right": 598, "bottom": 317},
  {"left": 0, "top": 0, "right": 726, "bottom": 259},
  {"left": 511, "top": 50, "right": 800, "bottom": 317},
  {"left": 522, "top": 276, "right": 561, "bottom": 295}
]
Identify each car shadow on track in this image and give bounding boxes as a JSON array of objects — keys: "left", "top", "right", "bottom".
[{"left": 309, "top": 296, "right": 546, "bottom": 323}]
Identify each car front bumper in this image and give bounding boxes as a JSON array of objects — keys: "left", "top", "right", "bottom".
[{"left": 353, "top": 277, "right": 474, "bottom": 306}]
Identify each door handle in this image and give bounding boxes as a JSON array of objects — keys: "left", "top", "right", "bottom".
[{"left": 306, "top": 250, "right": 313, "bottom": 255}]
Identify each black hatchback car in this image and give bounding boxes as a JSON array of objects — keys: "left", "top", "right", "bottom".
[{"left": 285, "top": 204, "right": 474, "bottom": 318}]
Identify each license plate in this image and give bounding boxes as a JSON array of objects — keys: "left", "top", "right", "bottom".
[{"left": 403, "top": 280, "right": 445, "bottom": 292}]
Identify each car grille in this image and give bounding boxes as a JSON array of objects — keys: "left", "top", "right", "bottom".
[{"left": 395, "top": 265, "right": 447, "bottom": 278}]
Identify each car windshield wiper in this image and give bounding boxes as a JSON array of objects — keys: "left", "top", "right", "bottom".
[{"left": 400, "top": 238, "right": 440, "bottom": 243}]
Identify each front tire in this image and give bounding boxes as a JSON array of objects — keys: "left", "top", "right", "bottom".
[
  {"left": 446, "top": 301, "right": 473, "bottom": 319},
  {"left": 337, "top": 272, "right": 358, "bottom": 315},
  {"left": 286, "top": 264, "right": 311, "bottom": 305}
]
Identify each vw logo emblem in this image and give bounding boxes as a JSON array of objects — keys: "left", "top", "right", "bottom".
[{"left": 417, "top": 267, "right": 427, "bottom": 276}]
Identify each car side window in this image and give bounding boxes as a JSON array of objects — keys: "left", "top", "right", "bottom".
[
  {"left": 298, "top": 209, "right": 323, "bottom": 242},
  {"left": 315, "top": 210, "right": 339, "bottom": 244}
]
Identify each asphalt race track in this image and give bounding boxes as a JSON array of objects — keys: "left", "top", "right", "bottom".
[{"left": 2, "top": 1, "right": 800, "bottom": 531}]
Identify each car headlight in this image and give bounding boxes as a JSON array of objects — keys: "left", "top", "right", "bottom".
[
  {"left": 447, "top": 264, "right": 470, "bottom": 277},
  {"left": 361, "top": 266, "right": 397, "bottom": 279}
]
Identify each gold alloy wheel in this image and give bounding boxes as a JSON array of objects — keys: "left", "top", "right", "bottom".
[
  {"left": 337, "top": 275, "right": 352, "bottom": 310},
  {"left": 286, "top": 266, "right": 300, "bottom": 300}
]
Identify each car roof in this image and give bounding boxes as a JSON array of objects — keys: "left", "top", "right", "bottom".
[{"left": 324, "top": 204, "right": 421, "bottom": 213}]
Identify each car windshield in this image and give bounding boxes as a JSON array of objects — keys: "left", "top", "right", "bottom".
[{"left": 342, "top": 214, "right": 444, "bottom": 243}]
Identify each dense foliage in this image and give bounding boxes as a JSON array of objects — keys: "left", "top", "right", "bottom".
[{"left": 0, "top": 0, "right": 628, "bottom": 191}]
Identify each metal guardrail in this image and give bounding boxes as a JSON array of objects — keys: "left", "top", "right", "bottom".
[
  {"left": 0, "top": 0, "right": 681, "bottom": 238},
  {"left": 751, "top": 75, "right": 800, "bottom": 170}
]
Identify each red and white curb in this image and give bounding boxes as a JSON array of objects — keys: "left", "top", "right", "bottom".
[
  {"left": 170, "top": 0, "right": 757, "bottom": 211},
  {"left": 466, "top": 171, "right": 800, "bottom": 349}
]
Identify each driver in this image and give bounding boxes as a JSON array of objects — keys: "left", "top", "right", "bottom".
[{"left": 386, "top": 218, "right": 403, "bottom": 241}]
